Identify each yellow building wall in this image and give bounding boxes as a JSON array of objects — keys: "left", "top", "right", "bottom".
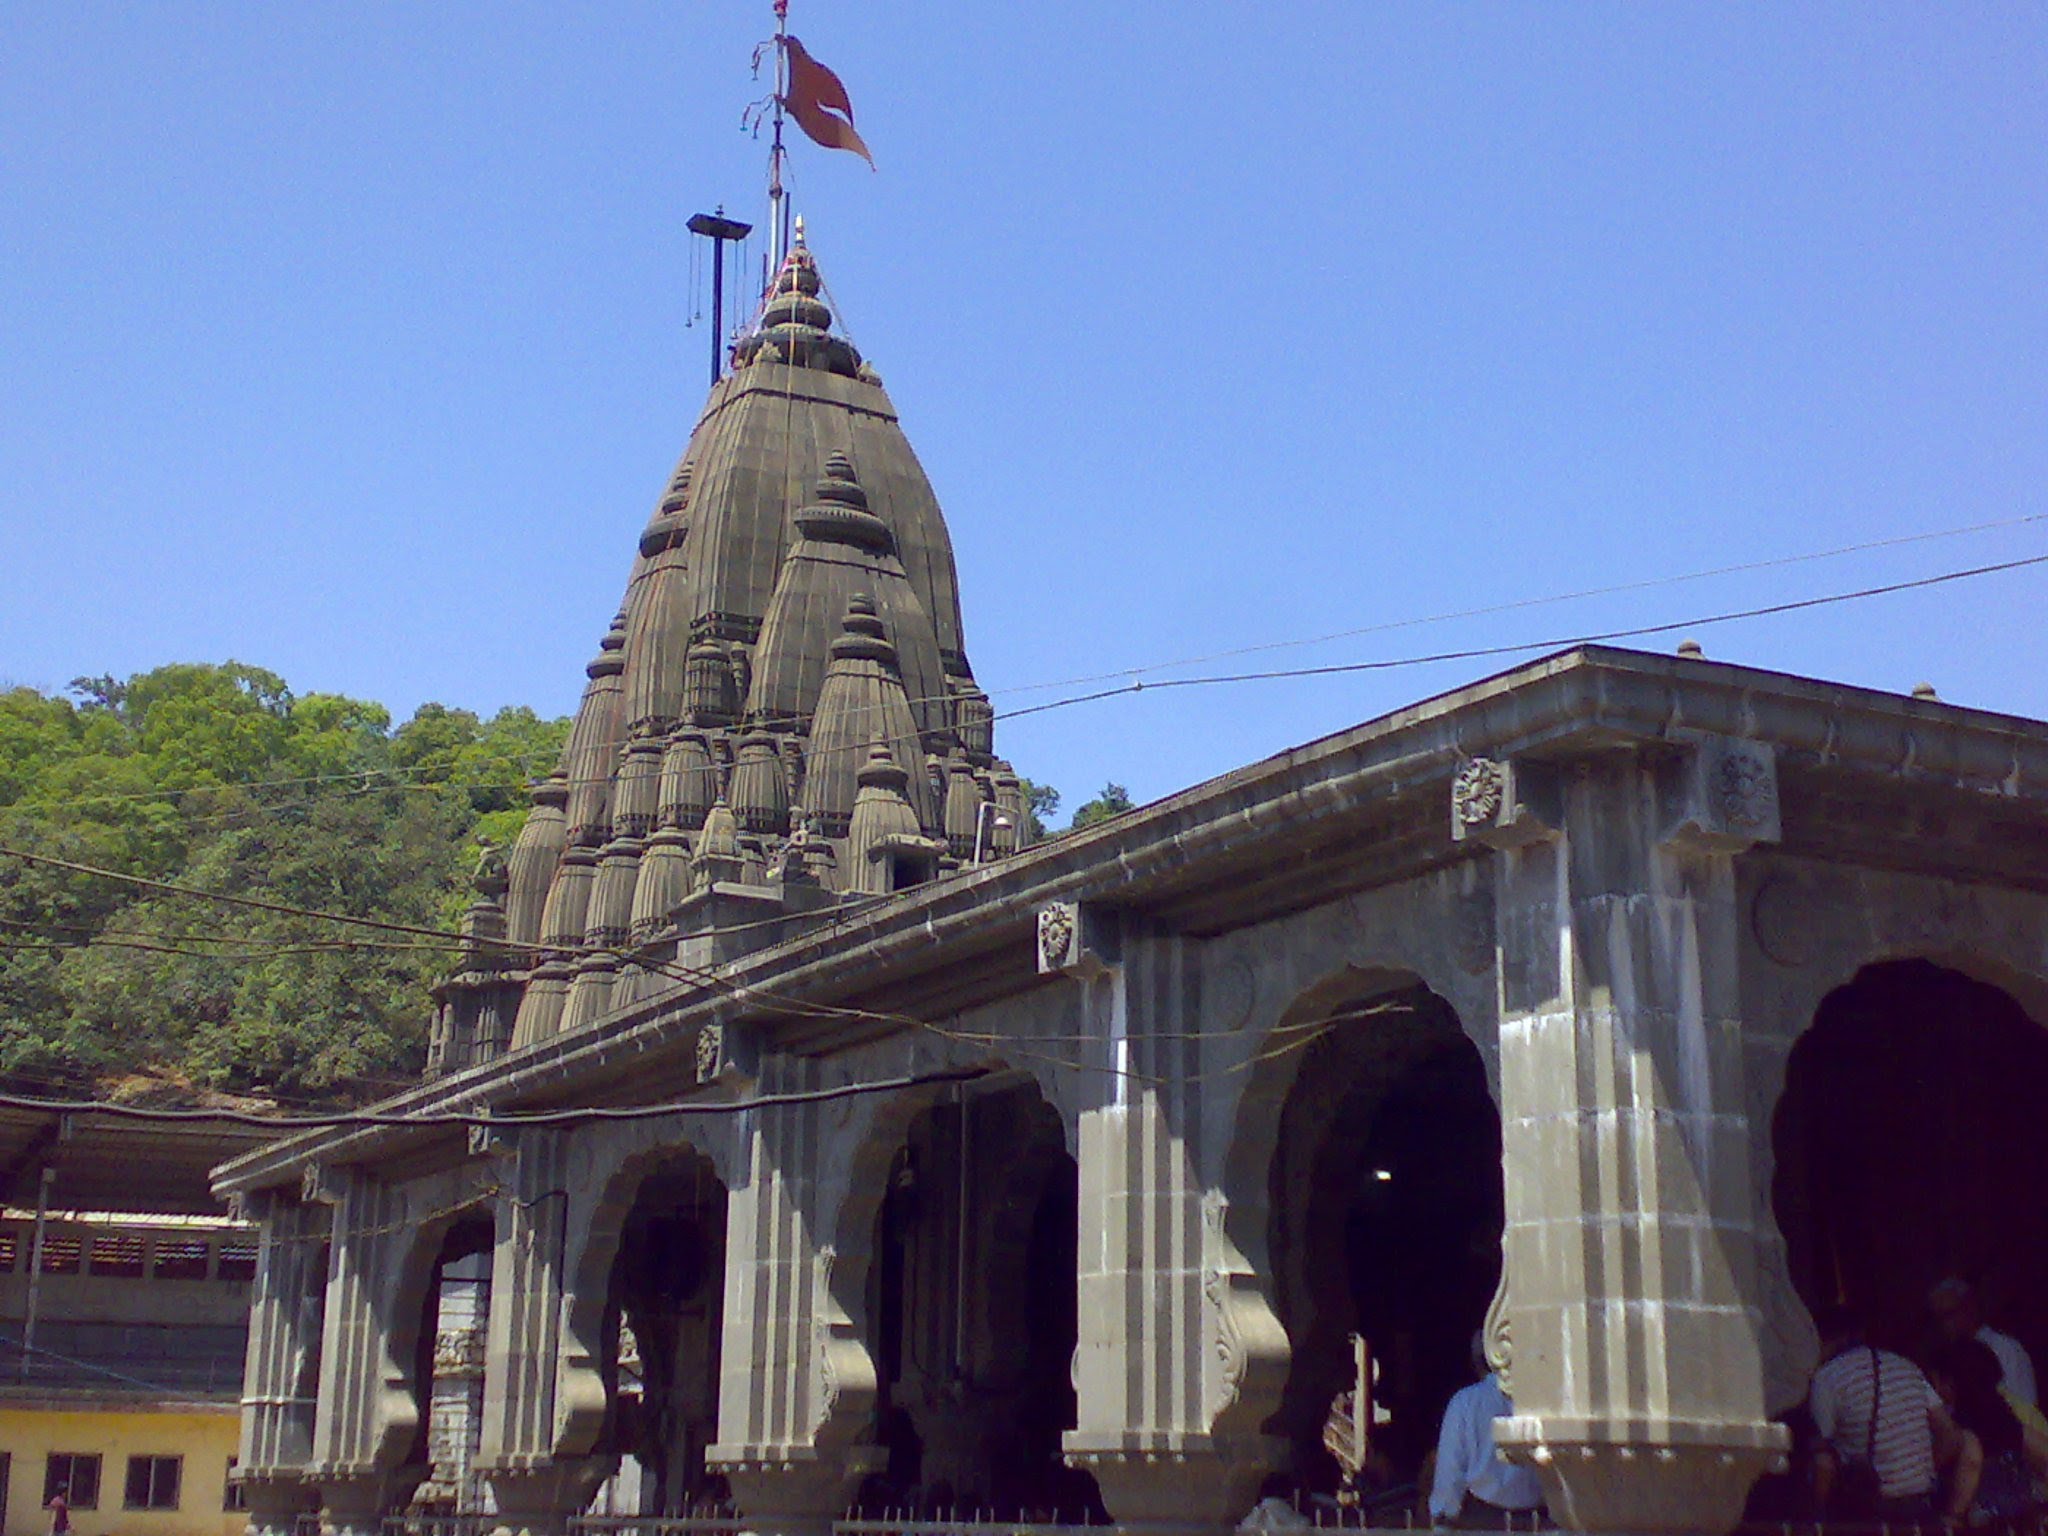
[{"left": 0, "top": 1407, "right": 246, "bottom": 1536}]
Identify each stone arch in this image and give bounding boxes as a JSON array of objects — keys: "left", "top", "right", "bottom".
[
  {"left": 368, "top": 1188, "right": 497, "bottom": 1486},
  {"left": 1213, "top": 962, "right": 1503, "bottom": 1489},
  {"left": 822, "top": 1063, "right": 1096, "bottom": 1519},
  {"left": 556, "top": 1123, "right": 734, "bottom": 1493},
  {"left": 820, "top": 1070, "right": 975, "bottom": 1403},
  {"left": 813, "top": 1015, "right": 1087, "bottom": 1448},
  {"left": 1766, "top": 953, "right": 2048, "bottom": 1399},
  {"left": 1740, "top": 866, "right": 2048, "bottom": 1409}
]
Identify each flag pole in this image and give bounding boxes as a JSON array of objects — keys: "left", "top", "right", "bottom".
[{"left": 768, "top": 0, "right": 790, "bottom": 272}]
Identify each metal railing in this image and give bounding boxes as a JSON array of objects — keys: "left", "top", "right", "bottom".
[
  {"left": 571, "top": 1513, "right": 752, "bottom": 1536},
  {"left": 291, "top": 1512, "right": 2045, "bottom": 1536},
  {"left": 381, "top": 1515, "right": 498, "bottom": 1536}
]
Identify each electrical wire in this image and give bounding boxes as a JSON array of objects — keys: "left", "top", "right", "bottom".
[
  {"left": 994, "top": 550, "right": 2048, "bottom": 723},
  {"left": 0, "top": 1330, "right": 195, "bottom": 1396},
  {"left": 8, "top": 539, "right": 2045, "bottom": 1069},
  {"left": 12, "top": 509, "right": 2039, "bottom": 818},
  {"left": 7, "top": 544, "right": 2042, "bottom": 1118},
  {"left": 991, "top": 509, "right": 2048, "bottom": 697},
  {"left": 0, "top": 1066, "right": 986, "bottom": 1129}
]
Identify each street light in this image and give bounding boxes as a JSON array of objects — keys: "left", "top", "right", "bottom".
[{"left": 971, "top": 801, "right": 1014, "bottom": 865}]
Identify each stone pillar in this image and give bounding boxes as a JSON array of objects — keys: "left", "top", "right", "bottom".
[
  {"left": 710, "top": 1063, "right": 877, "bottom": 1534},
  {"left": 234, "top": 1190, "right": 328, "bottom": 1535},
  {"left": 1457, "top": 748, "right": 1789, "bottom": 1533},
  {"left": 1045, "top": 904, "right": 1282, "bottom": 1531},
  {"left": 302, "top": 1166, "right": 429, "bottom": 1536},
  {"left": 419, "top": 1254, "right": 489, "bottom": 1510},
  {"left": 474, "top": 1129, "right": 610, "bottom": 1536}
]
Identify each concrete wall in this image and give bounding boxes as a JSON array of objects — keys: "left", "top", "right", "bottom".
[{"left": 0, "top": 1406, "right": 244, "bottom": 1536}]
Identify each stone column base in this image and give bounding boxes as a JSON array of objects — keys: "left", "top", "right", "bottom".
[
  {"left": 715, "top": 1448, "right": 881, "bottom": 1536},
  {"left": 1496, "top": 1418, "right": 1788, "bottom": 1535},
  {"left": 313, "top": 1469, "right": 427, "bottom": 1536},
  {"left": 479, "top": 1457, "right": 615, "bottom": 1536},
  {"left": 240, "top": 1476, "right": 319, "bottom": 1536},
  {"left": 1063, "top": 1433, "right": 1286, "bottom": 1532}
]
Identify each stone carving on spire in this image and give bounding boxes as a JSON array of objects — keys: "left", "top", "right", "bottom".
[{"left": 471, "top": 236, "right": 1030, "bottom": 1059}]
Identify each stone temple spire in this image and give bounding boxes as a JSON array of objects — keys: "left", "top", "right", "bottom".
[{"left": 449, "top": 236, "right": 1023, "bottom": 1066}]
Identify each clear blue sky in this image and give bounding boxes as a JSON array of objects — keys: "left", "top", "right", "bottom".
[{"left": 4, "top": 3, "right": 2044, "bottom": 817}]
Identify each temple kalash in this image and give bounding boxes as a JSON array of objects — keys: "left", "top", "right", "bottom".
[{"left": 212, "top": 227, "right": 2048, "bottom": 1536}]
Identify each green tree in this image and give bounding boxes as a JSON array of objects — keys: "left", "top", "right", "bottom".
[
  {"left": 1069, "top": 782, "right": 1134, "bottom": 831},
  {"left": 1018, "top": 778, "right": 1060, "bottom": 843},
  {"left": 0, "top": 663, "right": 570, "bottom": 1105}
]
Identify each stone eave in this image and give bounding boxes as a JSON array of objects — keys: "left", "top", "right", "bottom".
[
  {"left": 212, "top": 644, "right": 2048, "bottom": 1196},
  {"left": 0, "top": 1385, "right": 240, "bottom": 1412}
]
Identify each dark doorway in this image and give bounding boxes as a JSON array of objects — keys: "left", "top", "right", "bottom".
[
  {"left": 603, "top": 1152, "right": 728, "bottom": 1515},
  {"left": 1267, "top": 985, "right": 1502, "bottom": 1500},
  {"left": 864, "top": 1080, "right": 1102, "bottom": 1521},
  {"left": 1772, "top": 959, "right": 2048, "bottom": 1363}
]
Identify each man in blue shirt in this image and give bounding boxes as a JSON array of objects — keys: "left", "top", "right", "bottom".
[{"left": 1429, "top": 1335, "right": 1547, "bottom": 1528}]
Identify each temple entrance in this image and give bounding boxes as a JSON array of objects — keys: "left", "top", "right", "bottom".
[
  {"left": 406, "top": 1214, "right": 495, "bottom": 1512},
  {"left": 1772, "top": 959, "right": 2048, "bottom": 1361},
  {"left": 1267, "top": 983, "right": 1502, "bottom": 1503},
  {"left": 864, "top": 1078, "right": 1101, "bottom": 1521},
  {"left": 598, "top": 1151, "right": 728, "bottom": 1515}
]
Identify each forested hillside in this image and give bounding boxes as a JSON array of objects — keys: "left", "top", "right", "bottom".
[{"left": 0, "top": 664, "right": 569, "bottom": 1106}]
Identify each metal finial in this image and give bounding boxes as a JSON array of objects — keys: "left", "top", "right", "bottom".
[{"left": 794, "top": 213, "right": 807, "bottom": 248}]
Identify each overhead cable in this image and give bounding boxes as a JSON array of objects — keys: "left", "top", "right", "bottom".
[{"left": 995, "top": 551, "right": 2048, "bottom": 723}]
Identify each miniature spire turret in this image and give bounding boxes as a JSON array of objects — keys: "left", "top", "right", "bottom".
[
  {"left": 504, "top": 772, "right": 569, "bottom": 947},
  {"left": 805, "top": 594, "right": 937, "bottom": 836},
  {"left": 846, "top": 744, "right": 945, "bottom": 896},
  {"left": 563, "top": 616, "right": 629, "bottom": 847},
  {"left": 746, "top": 454, "right": 950, "bottom": 741}
]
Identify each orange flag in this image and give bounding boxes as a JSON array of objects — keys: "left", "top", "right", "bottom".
[{"left": 779, "top": 35, "right": 874, "bottom": 166}]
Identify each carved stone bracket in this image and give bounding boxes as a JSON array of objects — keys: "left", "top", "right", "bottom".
[
  {"left": 694, "top": 1021, "right": 759, "bottom": 1087},
  {"left": 1450, "top": 757, "right": 1562, "bottom": 849},
  {"left": 1482, "top": 1259, "right": 1513, "bottom": 1391},
  {"left": 300, "top": 1162, "right": 346, "bottom": 1206},
  {"left": 227, "top": 1188, "right": 284, "bottom": 1225},
  {"left": 1661, "top": 735, "right": 1782, "bottom": 854},
  {"left": 1036, "top": 900, "right": 1120, "bottom": 979},
  {"left": 467, "top": 1121, "right": 511, "bottom": 1160}
]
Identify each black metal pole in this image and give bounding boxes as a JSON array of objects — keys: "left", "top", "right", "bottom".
[
  {"left": 710, "top": 238, "right": 725, "bottom": 388},
  {"left": 687, "top": 211, "right": 753, "bottom": 389}
]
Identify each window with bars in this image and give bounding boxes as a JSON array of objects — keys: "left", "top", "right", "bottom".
[
  {"left": 223, "top": 1458, "right": 247, "bottom": 1512},
  {"left": 89, "top": 1231, "right": 146, "bottom": 1277},
  {"left": 43, "top": 1453, "right": 101, "bottom": 1510},
  {"left": 37, "top": 1235, "right": 82, "bottom": 1275},
  {"left": 123, "top": 1455, "right": 181, "bottom": 1511},
  {"left": 216, "top": 1237, "right": 258, "bottom": 1282},
  {"left": 0, "top": 1227, "right": 16, "bottom": 1272},
  {"left": 152, "top": 1236, "right": 211, "bottom": 1280}
]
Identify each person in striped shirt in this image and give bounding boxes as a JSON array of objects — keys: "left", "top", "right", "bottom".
[{"left": 1807, "top": 1302, "right": 1980, "bottom": 1523}]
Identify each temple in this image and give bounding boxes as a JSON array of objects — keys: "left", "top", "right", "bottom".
[{"left": 214, "top": 235, "right": 2048, "bottom": 1536}]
